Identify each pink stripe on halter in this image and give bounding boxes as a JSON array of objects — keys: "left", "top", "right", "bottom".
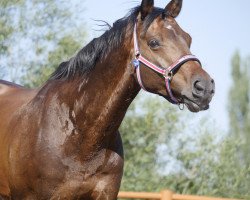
[{"left": 132, "top": 22, "right": 201, "bottom": 105}]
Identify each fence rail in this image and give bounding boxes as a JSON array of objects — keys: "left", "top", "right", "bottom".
[{"left": 118, "top": 190, "right": 241, "bottom": 200}]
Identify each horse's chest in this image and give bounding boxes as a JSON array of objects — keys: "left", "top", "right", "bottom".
[
  {"left": 49, "top": 149, "right": 124, "bottom": 199},
  {"left": 62, "top": 148, "right": 123, "bottom": 179}
]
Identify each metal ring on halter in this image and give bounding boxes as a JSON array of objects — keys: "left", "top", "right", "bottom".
[
  {"left": 178, "top": 103, "right": 185, "bottom": 110},
  {"left": 163, "top": 70, "right": 173, "bottom": 81},
  {"left": 135, "top": 51, "right": 140, "bottom": 58}
]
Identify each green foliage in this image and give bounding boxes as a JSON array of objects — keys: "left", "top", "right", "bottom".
[
  {"left": 0, "top": 0, "right": 24, "bottom": 78},
  {"left": 163, "top": 129, "right": 250, "bottom": 199},
  {"left": 0, "top": 0, "right": 86, "bottom": 83},
  {"left": 228, "top": 51, "right": 250, "bottom": 165},
  {"left": 215, "top": 137, "right": 250, "bottom": 199},
  {"left": 120, "top": 94, "right": 181, "bottom": 192},
  {"left": 0, "top": 18, "right": 12, "bottom": 54},
  {"left": 120, "top": 94, "right": 249, "bottom": 199},
  {"left": 22, "top": 35, "right": 82, "bottom": 88},
  {"left": 0, "top": 0, "right": 22, "bottom": 54}
]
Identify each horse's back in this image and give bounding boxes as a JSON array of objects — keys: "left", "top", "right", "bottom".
[
  {"left": 0, "top": 79, "right": 33, "bottom": 96},
  {"left": 0, "top": 80, "right": 37, "bottom": 124},
  {"left": 0, "top": 79, "right": 37, "bottom": 103},
  {"left": 0, "top": 80, "right": 23, "bottom": 92},
  {"left": 0, "top": 80, "right": 37, "bottom": 198}
]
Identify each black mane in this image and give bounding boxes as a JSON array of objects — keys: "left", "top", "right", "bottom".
[{"left": 49, "top": 6, "right": 165, "bottom": 81}]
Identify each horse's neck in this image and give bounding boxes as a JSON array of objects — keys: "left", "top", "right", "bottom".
[
  {"left": 47, "top": 46, "right": 140, "bottom": 144},
  {"left": 78, "top": 52, "right": 139, "bottom": 131}
]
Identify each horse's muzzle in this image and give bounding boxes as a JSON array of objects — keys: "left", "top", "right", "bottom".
[{"left": 183, "top": 76, "right": 215, "bottom": 112}]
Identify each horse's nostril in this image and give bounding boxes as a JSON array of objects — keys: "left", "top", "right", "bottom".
[
  {"left": 210, "top": 79, "right": 215, "bottom": 95},
  {"left": 194, "top": 81, "right": 205, "bottom": 92},
  {"left": 192, "top": 78, "right": 215, "bottom": 99},
  {"left": 192, "top": 80, "right": 206, "bottom": 98}
]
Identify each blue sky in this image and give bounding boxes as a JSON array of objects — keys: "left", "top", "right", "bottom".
[{"left": 82, "top": 0, "right": 250, "bottom": 131}]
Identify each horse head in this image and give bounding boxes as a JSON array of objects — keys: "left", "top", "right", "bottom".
[{"left": 133, "top": 0, "right": 215, "bottom": 112}]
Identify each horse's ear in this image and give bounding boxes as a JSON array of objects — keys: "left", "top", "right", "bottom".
[
  {"left": 165, "top": 0, "right": 182, "bottom": 18},
  {"left": 140, "top": 0, "right": 154, "bottom": 20}
]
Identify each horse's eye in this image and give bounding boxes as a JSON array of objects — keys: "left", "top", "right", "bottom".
[{"left": 148, "top": 39, "right": 160, "bottom": 49}]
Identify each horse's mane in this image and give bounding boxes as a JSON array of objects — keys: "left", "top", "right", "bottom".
[{"left": 49, "top": 6, "right": 164, "bottom": 81}]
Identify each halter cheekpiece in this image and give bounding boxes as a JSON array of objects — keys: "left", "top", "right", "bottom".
[{"left": 132, "top": 21, "right": 201, "bottom": 105}]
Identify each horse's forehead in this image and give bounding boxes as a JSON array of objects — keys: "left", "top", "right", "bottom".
[
  {"left": 161, "top": 17, "right": 188, "bottom": 38},
  {"left": 146, "top": 17, "right": 164, "bottom": 33},
  {"left": 147, "top": 17, "right": 180, "bottom": 33}
]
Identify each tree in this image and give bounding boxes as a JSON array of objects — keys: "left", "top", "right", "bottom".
[
  {"left": 0, "top": 0, "right": 86, "bottom": 84},
  {"left": 161, "top": 125, "right": 250, "bottom": 199},
  {"left": 120, "top": 94, "right": 182, "bottom": 192},
  {"left": 22, "top": 35, "right": 83, "bottom": 88},
  {"left": 119, "top": 93, "right": 250, "bottom": 199},
  {"left": 0, "top": 0, "right": 24, "bottom": 78},
  {"left": 228, "top": 51, "right": 250, "bottom": 165}
]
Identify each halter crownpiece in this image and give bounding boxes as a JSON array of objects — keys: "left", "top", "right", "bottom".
[{"left": 132, "top": 22, "right": 202, "bottom": 105}]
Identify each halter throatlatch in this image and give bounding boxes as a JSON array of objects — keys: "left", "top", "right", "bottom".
[{"left": 132, "top": 22, "right": 201, "bottom": 105}]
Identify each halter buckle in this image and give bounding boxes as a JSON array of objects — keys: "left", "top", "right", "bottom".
[
  {"left": 132, "top": 59, "right": 140, "bottom": 68},
  {"left": 163, "top": 70, "right": 173, "bottom": 81}
]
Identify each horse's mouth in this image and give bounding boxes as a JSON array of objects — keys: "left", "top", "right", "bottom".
[
  {"left": 182, "top": 96, "right": 209, "bottom": 113},
  {"left": 160, "top": 94, "right": 210, "bottom": 113}
]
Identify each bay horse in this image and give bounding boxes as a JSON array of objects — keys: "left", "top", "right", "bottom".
[{"left": 0, "top": 0, "right": 215, "bottom": 199}]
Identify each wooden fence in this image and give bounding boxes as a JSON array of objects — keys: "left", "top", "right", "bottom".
[{"left": 118, "top": 190, "right": 241, "bottom": 200}]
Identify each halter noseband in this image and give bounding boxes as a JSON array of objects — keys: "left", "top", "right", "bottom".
[{"left": 132, "top": 22, "right": 201, "bottom": 105}]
